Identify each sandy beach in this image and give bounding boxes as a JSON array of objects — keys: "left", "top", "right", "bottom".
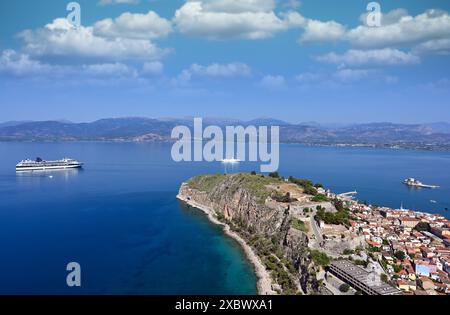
[{"left": 176, "top": 193, "right": 275, "bottom": 295}]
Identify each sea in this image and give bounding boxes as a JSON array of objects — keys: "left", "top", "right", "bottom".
[{"left": 0, "top": 142, "right": 449, "bottom": 294}]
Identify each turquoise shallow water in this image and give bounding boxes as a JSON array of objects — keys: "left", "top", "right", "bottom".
[{"left": 0, "top": 142, "right": 449, "bottom": 294}]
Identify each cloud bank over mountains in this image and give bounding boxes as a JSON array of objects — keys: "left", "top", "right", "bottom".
[{"left": 1, "top": 0, "right": 450, "bottom": 90}]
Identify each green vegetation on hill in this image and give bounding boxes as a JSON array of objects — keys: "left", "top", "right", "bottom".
[
  {"left": 268, "top": 172, "right": 280, "bottom": 178},
  {"left": 342, "top": 249, "right": 354, "bottom": 256},
  {"left": 315, "top": 207, "right": 350, "bottom": 227},
  {"left": 309, "top": 250, "right": 331, "bottom": 267},
  {"left": 187, "top": 173, "right": 282, "bottom": 204},
  {"left": 311, "top": 194, "right": 329, "bottom": 202},
  {"left": 314, "top": 198, "right": 351, "bottom": 227},
  {"left": 187, "top": 174, "right": 226, "bottom": 192},
  {"left": 272, "top": 192, "right": 297, "bottom": 203},
  {"left": 288, "top": 176, "right": 318, "bottom": 196},
  {"left": 291, "top": 218, "right": 308, "bottom": 232},
  {"left": 249, "top": 234, "right": 299, "bottom": 294}
]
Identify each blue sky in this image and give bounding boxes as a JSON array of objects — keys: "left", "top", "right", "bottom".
[{"left": 0, "top": 0, "right": 450, "bottom": 123}]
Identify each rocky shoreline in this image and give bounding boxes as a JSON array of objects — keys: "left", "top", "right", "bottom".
[{"left": 177, "top": 189, "right": 275, "bottom": 295}]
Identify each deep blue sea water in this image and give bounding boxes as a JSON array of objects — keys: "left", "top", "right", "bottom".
[{"left": 0, "top": 142, "right": 449, "bottom": 294}]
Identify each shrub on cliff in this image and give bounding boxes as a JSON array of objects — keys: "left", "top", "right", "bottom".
[
  {"left": 268, "top": 172, "right": 280, "bottom": 178},
  {"left": 291, "top": 218, "right": 308, "bottom": 232},
  {"left": 311, "top": 194, "right": 329, "bottom": 202},
  {"left": 288, "top": 176, "right": 318, "bottom": 196},
  {"left": 309, "top": 250, "right": 331, "bottom": 267},
  {"left": 272, "top": 192, "right": 297, "bottom": 203}
]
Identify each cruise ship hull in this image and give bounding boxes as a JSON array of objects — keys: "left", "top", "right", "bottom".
[
  {"left": 16, "top": 164, "right": 83, "bottom": 172},
  {"left": 404, "top": 183, "right": 439, "bottom": 189}
]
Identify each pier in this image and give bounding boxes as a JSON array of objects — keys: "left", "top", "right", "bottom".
[{"left": 338, "top": 191, "right": 358, "bottom": 200}]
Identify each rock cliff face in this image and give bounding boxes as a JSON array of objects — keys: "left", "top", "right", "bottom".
[
  {"left": 178, "top": 174, "right": 322, "bottom": 295},
  {"left": 179, "top": 175, "right": 286, "bottom": 234}
]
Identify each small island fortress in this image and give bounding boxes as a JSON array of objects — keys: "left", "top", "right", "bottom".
[
  {"left": 178, "top": 173, "right": 450, "bottom": 296},
  {"left": 16, "top": 157, "right": 83, "bottom": 172}
]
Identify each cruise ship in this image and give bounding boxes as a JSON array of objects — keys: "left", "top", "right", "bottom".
[
  {"left": 16, "top": 157, "right": 83, "bottom": 172},
  {"left": 403, "top": 178, "right": 439, "bottom": 189}
]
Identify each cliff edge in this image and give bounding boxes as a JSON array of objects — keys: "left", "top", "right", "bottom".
[{"left": 177, "top": 173, "right": 327, "bottom": 295}]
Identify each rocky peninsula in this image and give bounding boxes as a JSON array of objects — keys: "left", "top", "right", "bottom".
[{"left": 177, "top": 173, "right": 339, "bottom": 295}]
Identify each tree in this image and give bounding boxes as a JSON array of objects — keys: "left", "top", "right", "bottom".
[
  {"left": 393, "top": 264, "right": 402, "bottom": 273},
  {"left": 310, "top": 250, "right": 331, "bottom": 267},
  {"left": 394, "top": 250, "right": 406, "bottom": 261},
  {"left": 288, "top": 176, "right": 317, "bottom": 196},
  {"left": 380, "top": 274, "right": 389, "bottom": 283},
  {"left": 268, "top": 172, "right": 280, "bottom": 178},
  {"left": 342, "top": 249, "right": 354, "bottom": 256},
  {"left": 414, "top": 222, "right": 430, "bottom": 232},
  {"left": 250, "top": 171, "right": 257, "bottom": 175},
  {"left": 339, "top": 283, "right": 350, "bottom": 293}
]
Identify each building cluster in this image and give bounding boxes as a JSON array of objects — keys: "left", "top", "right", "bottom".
[
  {"left": 329, "top": 260, "right": 402, "bottom": 295},
  {"left": 347, "top": 202, "right": 450, "bottom": 295}
]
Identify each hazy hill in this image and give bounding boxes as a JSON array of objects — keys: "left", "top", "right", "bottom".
[{"left": 1, "top": 117, "right": 450, "bottom": 150}]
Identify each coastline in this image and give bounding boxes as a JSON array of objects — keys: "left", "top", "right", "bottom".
[
  {"left": 176, "top": 193, "right": 275, "bottom": 295},
  {"left": 2, "top": 139, "right": 449, "bottom": 153}
]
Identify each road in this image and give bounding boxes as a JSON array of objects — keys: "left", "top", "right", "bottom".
[{"left": 310, "top": 215, "right": 323, "bottom": 243}]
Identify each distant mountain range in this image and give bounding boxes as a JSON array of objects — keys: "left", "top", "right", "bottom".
[{"left": 1, "top": 117, "right": 450, "bottom": 150}]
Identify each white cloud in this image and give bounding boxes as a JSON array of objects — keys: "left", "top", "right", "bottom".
[
  {"left": 421, "top": 78, "right": 450, "bottom": 91},
  {"left": 98, "top": 0, "right": 139, "bottom": 5},
  {"left": 317, "top": 48, "right": 420, "bottom": 67},
  {"left": 299, "top": 19, "right": 346, "bottom": 43},
  {"left": 0, "top": 50, "right": 53, "bottom": 76},
  {"left": 81, "top": 63, "right": 137, "bottom": 77},
  {"left": 359, "top": 8, "right": 408, "bottom": 26},
  {"left": 190, "top": 62, "right": 251, "bottom": 76},
  {"left": 295, "top": 68, "right": 398, "bottom": 86},
  {"left": 0, "top": 49, "right": 140, "bottom": 79},
  {"left": 173, "top": 0, "right": 304, "bottom": 40},
  {"left": 173, "top": 62, "right": 251, "bottom": 85},
  {"left": 295, "top": 8, "right": 450, "bottom": 70},
  {"left": 93, "top": 11, "right": 172, "bottom": 40},
  {"left": 347, "top": 9, "right": 450, "bottom": 50},
  {"left": 19, "top": 18, "right": 169, "bottom": 62},
  {"left": 201, "top": 0, "right": 275, "bottom": 13},
  {"left": 413, "top": 38, "right": 450, "bottom": 55},
  {"left": 295, "top": 72, "right": 323, "bottom": 83},
  {"left": 299, "top": 8, "right": 450, "bottom": 56},
  {"left": 259, "top": 75, "right": 285, "bottom": 89},
  {"left": 141, "top": 61, "right": 164, "bottom": 75},
  {"left": 333, "top": 68, "right": 370, "bottom": 82},
  {"left": 282, "top": 0, "right": 301, "bottom": 10}
]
